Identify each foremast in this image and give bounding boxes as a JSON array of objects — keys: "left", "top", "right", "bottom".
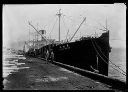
[{"left": 56, "top": 9, "right": 62, "bottom": 42}]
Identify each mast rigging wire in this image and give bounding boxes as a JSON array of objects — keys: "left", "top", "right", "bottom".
[
  {"left": 45, "top": 15, "right": 57, "bottom": 30},
  {"left": 62, "top": 16, "right": 69, "bottom": 32},
  {"left": 65, "top": 29, "right": 69, "bottom": 42},
  {"left": 48, "top": 17, "right": 58, "bottom": 38},
  {"left": 62, "top": 16, "right": 70, "bottom": 42}
]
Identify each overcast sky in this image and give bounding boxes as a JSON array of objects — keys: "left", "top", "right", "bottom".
[{"left": 3, "top": 4, "right": 126, "bottom": 49}]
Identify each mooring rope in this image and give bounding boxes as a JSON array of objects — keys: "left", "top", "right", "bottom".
[
  {"left": 93, "top": 39, "right": 126, "bottom": 74},
  {"left": 91, "top": 39, "right": 126, "bottom": 76}
]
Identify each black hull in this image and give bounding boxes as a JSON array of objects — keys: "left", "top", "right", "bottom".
[{"left": 26, "top": 31, "right": 111, "bottom": 76}]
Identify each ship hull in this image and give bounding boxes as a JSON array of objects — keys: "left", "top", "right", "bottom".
[{"left": 25, "top": 31, "right": 111, "bottom": 76}]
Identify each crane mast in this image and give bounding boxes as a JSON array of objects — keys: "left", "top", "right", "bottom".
[{"left": 56, "top": 9, "right": 62, "bottom": 42}]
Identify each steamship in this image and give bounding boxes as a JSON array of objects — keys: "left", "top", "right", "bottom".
[{"left": 24, "top": 9, "right": 111, "bottom": 76}]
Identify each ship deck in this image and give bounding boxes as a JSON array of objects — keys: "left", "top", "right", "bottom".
[{"left": 4, "top": 57, "right": 115, "bottom": 90}]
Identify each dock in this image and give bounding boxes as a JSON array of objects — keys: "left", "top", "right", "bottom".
[{"left": 3, "top": 57, "right": 118, "bottom": 90}]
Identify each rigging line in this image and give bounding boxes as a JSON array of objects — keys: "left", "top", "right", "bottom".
[
  {"left": 64, "top": 15, "right": 77, "bottom": 27},
  {"left": 64, "top": 15, "right": 73, "bottom": 22},
  {"left": 91, "top": 39, "right": 126, "bottom": 76},
  {"left": 62, "top": 16, "right": 69, "bottom": 41},
  {"left": 62, "top": 16, "right": 69, "bottom": 31},
  {"left": 65, "top": 29, "right": 69, "bottom": 42},
  {"left": 92, "top": 39, "right": 126, "bottom": 76},
  {"left": 46, "top": 16, "right": 57, "bottom": 30},
  {"left": 93, "top": 39, "right": 126, "bottom": 74},
  {"left": 48, "top": 17, "right": 58, "bottom": 38}
]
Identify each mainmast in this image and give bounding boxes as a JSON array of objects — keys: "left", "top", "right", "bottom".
[{"left": 56, "top": 9, "right": 62, "bottom": 42}]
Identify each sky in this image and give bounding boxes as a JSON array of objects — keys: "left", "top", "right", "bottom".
[{"left": 3, "top": 4, "right": 126, "bottom": 50}]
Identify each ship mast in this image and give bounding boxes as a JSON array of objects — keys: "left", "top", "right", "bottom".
[{"left": 56, "top": 9, "right": 62, "bottom": 42}]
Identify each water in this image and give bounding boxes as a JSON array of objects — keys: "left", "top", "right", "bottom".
[{"left": 108, "top": 48, "right": 126, "bottom": 82}]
